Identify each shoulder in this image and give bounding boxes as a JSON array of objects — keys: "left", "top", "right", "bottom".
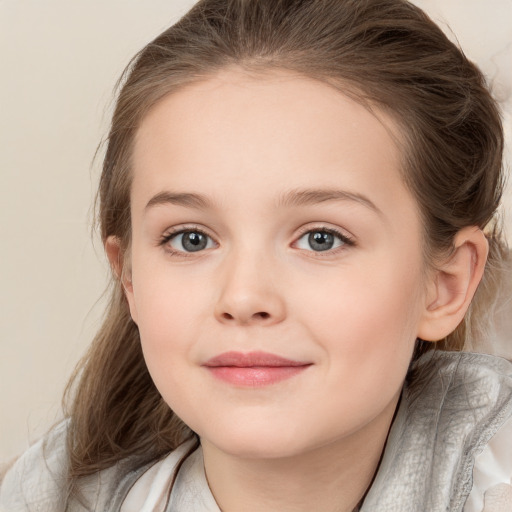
[
  {"left": 362, "top": 351, "right": 512, "bottom": 512},
  {"left": 406, "top": 351, "right": 512, "bottom": 421},
  {"left": 413, "top": 351, "right": 512, "bottom": 511},
  {"left": 411, "top": 349, "right": 512, "bottom": 385},
  {"left": 466, "top": 412, "right": 512, "bottom": 512},
  {"left": 0, "top": 421, "right": 151, "bottom": 512},
  {"left": 0, "top": 421, "right": 69, "bottom": 512}
]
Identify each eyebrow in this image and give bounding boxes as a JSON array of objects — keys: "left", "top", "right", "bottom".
[
  {"left": 145, "top": 188, "right": 382, "bottom": 215},
  {"left": 277, "top": 188, "right": 382, "bottom": 215},
  {"left": 145, "top": 191, "right": 214, "bottom": 211}
]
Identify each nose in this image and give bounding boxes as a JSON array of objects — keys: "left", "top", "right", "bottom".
[{"left": 214, "top": 252, "right": 286, "bottom": 326}]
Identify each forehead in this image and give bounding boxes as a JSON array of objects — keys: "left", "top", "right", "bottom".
[{"left": 131, "top": 68, "right": 415, "bottom": 223}]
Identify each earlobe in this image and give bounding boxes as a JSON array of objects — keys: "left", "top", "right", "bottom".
[
  {"left": 105, "top": 236, "right": 123, "bottom": 280},
  {"left": 105, "top": 236, "right": 133, "bottom": 292},
  {"left": 105, "top": 236, "right": 138, "bottom": 323},
  {"left": 418, "top": 227, "right": 489, "bottom": 342}
]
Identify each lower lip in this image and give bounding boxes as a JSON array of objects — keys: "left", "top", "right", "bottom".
[{"left": 206, "top": 366, "right": 310, "bottom": 387}]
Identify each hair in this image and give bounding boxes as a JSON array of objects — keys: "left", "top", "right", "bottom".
[{"left": 62, "top": 0, "right": 506, "bottom": 500}]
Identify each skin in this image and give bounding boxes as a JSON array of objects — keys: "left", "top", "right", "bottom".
[{"left": 107, "top": 68, "right": 488, "bottom": 512}]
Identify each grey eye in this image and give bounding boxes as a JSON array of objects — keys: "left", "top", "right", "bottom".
[
  {"left": 170, "top": 231, "right": 214, "bottom": 252},
  {"left": 296, "top": 230, "right": 346, "bottom": 252},
  {"left": 309, "top": 231, "right": 335, "bottom": 251}
]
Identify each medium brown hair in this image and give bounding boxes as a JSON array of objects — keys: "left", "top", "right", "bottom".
[{"left": 63, "top": 0, "right": 506, "bottom": 498}]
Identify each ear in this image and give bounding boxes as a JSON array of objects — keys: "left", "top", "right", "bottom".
[
  {"left": 105, "top": 235, "right": 138, "bottom": 324},
  {"left": 417, "top": 227, "right": 488, "bottom": 342}
]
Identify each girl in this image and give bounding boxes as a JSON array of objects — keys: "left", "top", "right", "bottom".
[{"left": 1, "top": 0, "right": 511, "bottom": 511}]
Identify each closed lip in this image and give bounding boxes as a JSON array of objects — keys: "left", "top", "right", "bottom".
[
  {"left": 203, "top": 351, "right": 311, "bottom": 368},
  {"left": 203, "top": 350, "right": 312, "bottom": 387}
]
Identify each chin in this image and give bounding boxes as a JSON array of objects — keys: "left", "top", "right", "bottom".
[
  {"left": 215, "top": 439, "right": 301, "bottom": 460},
  {"left": 200, "top": 424, "right": 318, "bottom": 460}
]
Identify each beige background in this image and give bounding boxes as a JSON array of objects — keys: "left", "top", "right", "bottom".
[{"left": 1, "top": 0, "right": 511, "bottom": 464}]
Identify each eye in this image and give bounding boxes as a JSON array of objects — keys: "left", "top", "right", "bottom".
[
  {"left": 165, "top": 230, "right": 216, "bottom": 253},
  {"left": 295, "top": 229, "right": 352, "bottom": 252}
]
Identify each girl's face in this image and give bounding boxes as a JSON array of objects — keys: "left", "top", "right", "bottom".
[{"left": 125, "top": 69, "right": 431, "bottom": 459}]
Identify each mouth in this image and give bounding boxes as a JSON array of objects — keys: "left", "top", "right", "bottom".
[{"left": 202, "top": 351, "right": 312, "bottom": 387}]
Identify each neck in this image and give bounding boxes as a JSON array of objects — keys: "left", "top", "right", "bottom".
[{"left": 201, "top": 398, "right": 398, "bottom": 512}]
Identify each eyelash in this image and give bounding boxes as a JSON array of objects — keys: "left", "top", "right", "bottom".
[
  {"left": 159, "top": 225, "right": 215, "bottom": 257},
  {"left": 294, "top": 226, "right": 355, "bottom": 255},
  {"left": 158, "top": 225, "right": 355, "bottom": 258}
]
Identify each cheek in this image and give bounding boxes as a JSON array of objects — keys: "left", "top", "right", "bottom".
[
  {"left": 298, "top": 271, "right": 422, "bottom": 433},
  {"left": 131, "top": 250, "right": 206, "bottom": 330},
  {"left": 128, "top": 269, "right": 201, "bottom": 393},
  {"left": 300, "top": 253, "right": 425, "bottom": 371},
  {"left": 310, "top": 262, "right": 422, "bottom": 327},
  {"left": 132, "top": 276, "right": 201, "bottom": 412}
]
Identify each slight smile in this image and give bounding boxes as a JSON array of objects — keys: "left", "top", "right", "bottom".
[{"left": 203, "top": 351, "right": 313, "bottom": 387}]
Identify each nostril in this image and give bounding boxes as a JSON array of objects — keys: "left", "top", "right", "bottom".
[{"left": 218, "top": 311, "right": 273, "bottom": 322}]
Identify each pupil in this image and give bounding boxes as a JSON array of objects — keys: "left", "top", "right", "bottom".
[
  {"left": 183, "top": 232, "right": 207, "bottom": 252},
  {"left": 309, "top": 231, "right": 334, "bottom": 251}
]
